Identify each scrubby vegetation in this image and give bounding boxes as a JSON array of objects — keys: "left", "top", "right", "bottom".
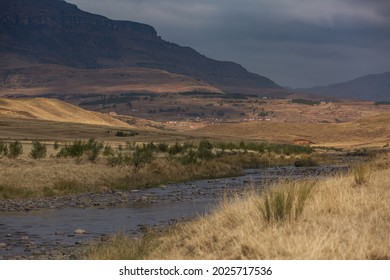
[
  {"left": 56, "top": 138, "right": 103, "bottom": 162},
  {"left": 8, "top": 141, "right": 23, "bottom": 158},
  {"left": 0, "top": 140, "right": 25, "bottom": 158},
  {"left": 291, "top": 99, "right": 321, "bottom": 106},
  {"left": 30, "top": 140, "right": 47, "bottom": 159},
  {"left": 0, "top": 139, "right": 319, "bottom": 199},
  {"left": 294, "top": 157, "right": 318, "bottom": 167},
  {"left": 0, "top": 141, "right": 8, "bottom": 157},
  {"left": 115, "top": 130, "right": 138, "bottom": 137}
]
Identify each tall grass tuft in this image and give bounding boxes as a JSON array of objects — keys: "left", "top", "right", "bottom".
[
  {"left": 259, "top": 182, "right": 315, "bottom": 223},
  {"left": 353, "top": 165, "right": 370, "bottom": 186}
]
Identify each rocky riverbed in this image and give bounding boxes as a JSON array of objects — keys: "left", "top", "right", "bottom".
[{"left": 0, "top": 165, "right": 348, "bottom": 259}]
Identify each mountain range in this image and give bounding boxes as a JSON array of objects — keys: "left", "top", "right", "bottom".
[
  {"left": 298, "top": 71, "right": 390, "bottom": 101},
  {"left": 0, "top": 0, "right": 281, "bottom": 96}
]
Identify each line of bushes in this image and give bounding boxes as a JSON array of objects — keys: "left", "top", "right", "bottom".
[
  {"left": 57, "top": 138, "right": 104, "bottom": 162},
  {"left": 0, "top": 140, "right": 23, "bottom": 158},
  {"left": 0, "top": 139, "right": 315, "bottom": 170},
  {"left": 291, "top": 99, "right": 321, "bottom": 106}
]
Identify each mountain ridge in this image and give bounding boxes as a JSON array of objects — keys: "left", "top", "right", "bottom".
[
  {"left": 297, "top": 71, "right": 390, "bottom": 101},
  {"left": 0, "top": 0, "right": 281, "bottom": 95}
]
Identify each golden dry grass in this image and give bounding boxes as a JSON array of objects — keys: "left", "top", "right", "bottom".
[
  {"left": 0, "top": 150, "right": 251, "bottom": 199},
  {"left": 0, "top": 157, "right": 128, "bottom": 198},
  {"left": 0, "top": 115, "right": 191, "bottom": 142},
  {"left": 84, "top": 152, "right": 390, "bottom": 260},
  {"left": 0, "top": 97, "right": 129, "bottom": 127}
]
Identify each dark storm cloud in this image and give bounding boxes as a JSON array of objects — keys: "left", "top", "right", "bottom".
[{"left": 67, "top": 0, "right": 390, "bottom": 87}]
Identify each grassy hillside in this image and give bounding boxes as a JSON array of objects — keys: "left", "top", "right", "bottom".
[{"left": 0, "top": 97, "right": 129, "bottom": 127}]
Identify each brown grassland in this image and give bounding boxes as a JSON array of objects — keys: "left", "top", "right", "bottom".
[
  {"left": 0, "top": 98, "right": 129, "bottom": 127},
  {"left": 83, "top": 151, "right": 390, "bottom": 260},
  {"left": 0, "top": 156, "right": 241, "bottom": 199},
  {"left": 194, "top": 112, "right": 390, "bottom": 148}
]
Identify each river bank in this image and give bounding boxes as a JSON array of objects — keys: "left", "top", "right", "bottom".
[
  {"left": 84, "top": 152, "right": 390, "bottom": 260},
  {"left": 0, "top": 165, "right": 347, "bottom": 259}
]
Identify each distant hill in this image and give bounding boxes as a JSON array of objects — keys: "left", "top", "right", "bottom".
[
  {"left": 298, "top": 71, "right": 390, "bottom": 101},
  {"left": 0, "top": 98, "right": 129, "bottom": 127},
  {"left": 0, "top": 0, "right": 281, "bottom": 96}
]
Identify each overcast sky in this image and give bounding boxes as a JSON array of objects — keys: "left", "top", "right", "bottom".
[{"left": 67, "top": 0, "right": 390, "bottom": 88}]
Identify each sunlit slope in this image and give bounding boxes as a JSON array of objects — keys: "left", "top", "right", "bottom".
[
  {"left": 0, "top": 98, "right": 129, "bottom": 127},
  {"left": 194, "top": 113, "right": 390, "bottom": 147},
  {"left": 0, "top": 65, "right": 221, "bottom": 96}
]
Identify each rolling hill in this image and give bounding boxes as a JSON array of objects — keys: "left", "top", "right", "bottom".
[
  {"left": 298, "top": 71, "right": 390, "bottom": 101},
  {"left": 0, "top": 97, "right": 129, "bottom": 127}
]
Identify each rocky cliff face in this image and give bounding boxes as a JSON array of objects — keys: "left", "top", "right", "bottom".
[
  {"left": 0, "top": 0, "right": 157, "bottom": 35},
  {"left": 0, "top": 0, "right": 281, "bottom": 93}
]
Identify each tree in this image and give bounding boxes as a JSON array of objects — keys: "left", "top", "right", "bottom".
[
  {"left": 8, "top": 141, "right": 23, "bottom": 158},
  {"left": 30, "top": 140, "right": 47, "bottom": 159}
]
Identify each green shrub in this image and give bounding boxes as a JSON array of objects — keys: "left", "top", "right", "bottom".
[
  {"left": 168, "top": 142, "right": 184, "bottom": 155},
  {"left": 0, "top": 141, "right": 8, "bottom": 157},
  {"left": 197, "top": 140, "right": 213, "bottom": 160},
  {"left": 227, "top": 142, "right": 239, "bottom": 151},
  {"left": 103, "top": 144, "right": 115, "bottom": 156},
  {"left": 30, "top": 140, "right": 47, "bottom": 159},
  {"left": 115, "top": 131, "right": 138, "bottom": 137},
  {"left": 57, "top": 140, "right": 85, "bottom": 160},
  {"left": 294, "top": 157, "right": 318, "bottom": 167},
  {"left": 157, "top": 143, "right": 168, "bottom": 153},
  {"left": 132, "top": 145, "right": 155, "bottom": 171},
  {"left": 56, "top": 139, "right": 103, "bottom": 162},
  {"left": 179, "top": 150, "right": 198, "bottom": 165},
  {"left": 8, "top": 141, "right": 23, "bottom": 158},
  {"left": 239, "top": 140, "right": 247, "bottom": 151},
  {"left": 85, "top": 138, "right": 104, "bottom": 162},
  {"left": 291, "top": 99, "right": 321, "bottom": 106},
  {"left": 107, "top": 152, "right": 132, "bottom": 167}
]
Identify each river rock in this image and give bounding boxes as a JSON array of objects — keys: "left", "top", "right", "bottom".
[
  {"left": 74, "top": 229, "right": 88, "bottom": 234},
  {"left": 0, "top": 243, "right": 7, "bottom": 248}
]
